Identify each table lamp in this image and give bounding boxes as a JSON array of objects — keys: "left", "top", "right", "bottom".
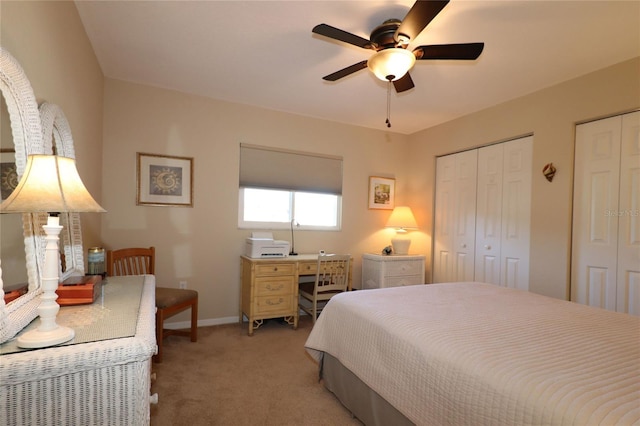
[
  {"left": 0, "top": 154, "right": 105, "bottom": 348},
  {"left": 386, "top": 206, "right": 418, "bottom": 255}
]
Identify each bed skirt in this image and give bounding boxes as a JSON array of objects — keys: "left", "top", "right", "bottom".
[{"left": 321, "top": 352, "right": 414, "bottom": 426}]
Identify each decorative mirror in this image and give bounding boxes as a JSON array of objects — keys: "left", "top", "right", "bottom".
[
  {"left": 39, "top": 102, "right": 85, "bottom": 281},
  {"left": 0, "top": 48, "right": 45, "bottom": 344}
]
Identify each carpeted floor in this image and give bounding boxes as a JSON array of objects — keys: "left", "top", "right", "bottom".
[{"left": 150, "top": 316, "right": 363, "bottom": 426}]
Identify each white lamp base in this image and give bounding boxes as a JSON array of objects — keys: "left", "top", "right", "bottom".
[
  {"left": 17, "top": 325, "right": 75, "bottom": 348},
  {"left": 16, "top": 215, "right": 75, "bottom": 349},
  {"left": 391, "top": 236, "right": 411, "bottom": 255}
]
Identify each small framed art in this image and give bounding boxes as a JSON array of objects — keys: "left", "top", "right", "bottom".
[
  {"left": 368, "top": 176, "right": 395, "bottom": 210},
  {"left": 0, "top": 149, "right": 17, "bottom": 200},
  {"left": 137, "top": 152, "right": 193, "bottom": 207}
]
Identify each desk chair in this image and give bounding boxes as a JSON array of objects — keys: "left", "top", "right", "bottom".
[
  {"left": 299, "top": 254, "right": 350, "bottom": 323},
  {"left": 106, "top": 246, "right": 198, "bottom": 363}
]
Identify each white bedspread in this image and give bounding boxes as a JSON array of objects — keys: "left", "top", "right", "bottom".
[{"left": 305, "top": 282, "right": 640, "bottom": 426}]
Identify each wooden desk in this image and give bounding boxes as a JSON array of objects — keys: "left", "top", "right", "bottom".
[{"left": 240, "top": 255, "right": 352, "bottom": 336}]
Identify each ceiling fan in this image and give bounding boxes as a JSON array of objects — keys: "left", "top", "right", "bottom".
[{"left": 312, "top": 0, "right": 484, "bottom": 93}]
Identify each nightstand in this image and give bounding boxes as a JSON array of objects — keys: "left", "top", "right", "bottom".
[{"left": 362, "top": 253, "right": 426, "bottom": 289}]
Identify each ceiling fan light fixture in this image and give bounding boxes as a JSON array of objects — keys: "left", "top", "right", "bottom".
[{"left": 367, "top": 48, "right": 416, "bottom": 82}]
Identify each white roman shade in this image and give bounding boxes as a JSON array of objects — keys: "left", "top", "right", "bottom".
[{"left": 239, "top": 144, "right": 343, "bottom": 195}]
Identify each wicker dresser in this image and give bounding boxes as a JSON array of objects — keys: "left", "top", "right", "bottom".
[
  {"left": 362, "top": 253, "right": 426, "bottom": 289},
  {"left": 0, "top": 275, "right": 156, "bottom": 425}
]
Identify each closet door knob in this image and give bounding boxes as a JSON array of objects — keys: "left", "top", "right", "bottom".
[
  {"left": 484, "top": 245, "right": 492, "bottom": 250},
  {"left": 461, "top": 244, "right": 467, "bottom": 249}
]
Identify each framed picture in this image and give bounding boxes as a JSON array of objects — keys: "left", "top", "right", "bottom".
[
  {"left": 137, "top": 152, "right": 193, "bottom": 207},
  {"left": 0, "top": 149, "right": 17, "bottom": 200},
  {"left": 368, "top": 176, "right": 395, "bottom": 210}
]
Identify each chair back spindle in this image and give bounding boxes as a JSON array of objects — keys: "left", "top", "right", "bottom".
[
  {"left": 299, "top": 253, "right": 350, "bottom": 323},
  {"left": 315, "top": 256, "right": 350, "bottom": 295},
  {"left": 107, "top": 247, "right": 155, "bottom": 276}
]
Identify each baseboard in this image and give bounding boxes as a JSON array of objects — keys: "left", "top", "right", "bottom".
[
  {"left": 163, "top": 316, "right": 238, "bottom": 330},
  {"left": 164, "top": 312, "right": 310, "bottom": 330}
]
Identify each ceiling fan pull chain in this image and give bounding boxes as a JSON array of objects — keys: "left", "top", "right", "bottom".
[{"left": 386, "top": 80, "right": 392, "bottom": 128}]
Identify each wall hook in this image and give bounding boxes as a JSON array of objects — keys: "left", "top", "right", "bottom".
[{"left": 543, "top": 163, "right": 556, "bottom": 182}]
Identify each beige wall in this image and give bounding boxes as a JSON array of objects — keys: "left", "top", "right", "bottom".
[
  {"left": 101, "top": 79, "right": 414, "bottom": 324},
  {"left": 407, "top": 57, "right": 640, "bottom": 300},
  {"left": 1, "top": 1, "right": 104, "bottom": 250},
  {"left": 4, "top": 1, "right": 639, "bottom": 325}
]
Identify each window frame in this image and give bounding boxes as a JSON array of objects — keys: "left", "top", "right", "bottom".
[{"left": 238, "top": 187, "right": 342, "bottom": 231}]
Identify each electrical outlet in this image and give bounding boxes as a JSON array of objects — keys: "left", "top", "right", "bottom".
[{"left": 179, "top": 281, "right": 187, "bottom": 289}]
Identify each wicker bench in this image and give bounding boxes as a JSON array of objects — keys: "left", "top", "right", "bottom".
[{"left": 0, "top": 275, "right": 156, "bottom": 425}]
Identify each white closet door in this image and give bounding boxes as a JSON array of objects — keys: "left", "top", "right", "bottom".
[
  {"left": 453, "top": 150, "right": 478, "bottom": 281},
  {"left": 434, "top": 140, "right": 531, "bottom": 286},
  {"left": 617, "top": 111, "right": 640, "bottom": 314},
  {"left": 572, "top": 116, "right": 622, "bottom": 311},
  {"left": 500, "top": 137, "right": 532, "bottom": 290},
  {"left": 475, "top": 144, "right": 504, "bottom": 285},
  {"left": 433, "top": 150, "right": 478, "bottom": 282},
  {"left": 475, "top": 137, "right": 532, "bottom": 289},
  {"left": 434, "top": 155, "right": 456, "bottom": 283}
]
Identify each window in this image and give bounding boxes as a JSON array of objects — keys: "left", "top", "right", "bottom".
[
  {"left": 239, "top": 187, "right": 341, "bottom": 230},
  {"left": 238, "top": 144, "right": 343, "bottom": 231}
]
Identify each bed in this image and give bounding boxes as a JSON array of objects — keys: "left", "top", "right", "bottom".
[{"left": 304, "top": 282, "right": 640, "bottom": 426}]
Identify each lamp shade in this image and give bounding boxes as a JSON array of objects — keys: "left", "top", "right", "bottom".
[
  {"left": 0, "top": 154, "right": 105, "bottom": 213},
  {"left": 367, "top": 48, "right": 416, "bottom": 81},
  {"left": 386, "top": 206, "right": 418, "bottom": 231}
]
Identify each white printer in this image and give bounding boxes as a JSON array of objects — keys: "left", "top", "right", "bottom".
[{"left": 245, "top": 232, "right": 290, "bottom": 258}]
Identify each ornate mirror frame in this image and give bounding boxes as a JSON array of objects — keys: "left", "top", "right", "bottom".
[
  {"left": 39, "top": 102, "right": 86, "bottom": 281},
  {"left": 0, "top": 48, "right": 45, "bottom": 343}
]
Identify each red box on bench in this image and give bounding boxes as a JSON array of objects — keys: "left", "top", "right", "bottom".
[{"left": 56, "top": 275, "right": 102, "bottom": 305}]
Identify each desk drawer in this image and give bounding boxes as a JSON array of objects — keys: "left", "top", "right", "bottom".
[
  {"left": 254, "top": 295, "right": 294, "bottom": 315},
  {"left": 385, "top": 259, "right": 424, "bottom": 277},
  {"left": 299, "top": 262, "right": 348, "bottom": 276},
  {"left": 299, "top": 261, "right": 317, "bottom": 275},
  {"left": 255, "top": 263, "right": 296, "bottom": 276},
  {"left": 255, "top": 276, "right": 294, "bottom": 296}
]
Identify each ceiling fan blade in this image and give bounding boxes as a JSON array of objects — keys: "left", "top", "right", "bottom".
[
  {"left": 322, "top": 61, "right": 369, "bottom": 81},
  {"left": 393, "top": 72, "right": 415, "bottom": 93},
  {"left": 313, "top": 24, "right": 374, "bottom": 50},
  {"left": 397, "top": 0, "right": 449, "bottom": 42},
  {"left": 414, "top": 43, "right": 484, "bottom": 60}
]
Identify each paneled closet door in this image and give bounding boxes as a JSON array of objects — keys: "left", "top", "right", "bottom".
[
  {"left": 572, "top": 115, "right": 622, "bottom": 311},
  {"left": 499, "top": 137, "right": 532, "bottom": 290},
  {"left": 433, "top": 150, "right": 478, "bottom": 282},
  {"left": 475, "top": 144, "right": 504, "bottom": 285},
  {"left": 434, "top": 139, "right": 531, "bottom": 286},
  {"left": 617, "top": 112, "right": 640, "bottom": 314},
  {"left": 453, "top": 150, "right": 478, "bottom": 281},
  {"left": 433, "top": 155, "right": 456, "bottom": 283},
  {"left": 475, "top": 137, "right": 532, "bottom": 289}
]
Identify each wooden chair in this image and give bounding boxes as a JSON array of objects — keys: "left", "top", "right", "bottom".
[
  {"left": 106, "top": 247, "right": 198, "bottom": 363},
  {"left": 299, "top": 254, "right": 350, "bottom": 323}
]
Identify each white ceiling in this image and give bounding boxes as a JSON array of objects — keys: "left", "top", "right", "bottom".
[{"left": 75, "top": 1, "right": 640, "bottom": 135}]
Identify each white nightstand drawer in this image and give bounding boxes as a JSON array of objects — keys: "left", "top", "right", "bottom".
[
  {"left": 384, "top": 275, "right": 424, "bottom": 287},
  {"left": 385, "top": 260, "right": 424, "bottom": 277}
]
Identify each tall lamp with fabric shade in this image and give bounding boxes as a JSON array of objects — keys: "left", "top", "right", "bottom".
[
  {"left": 386, "top": 206, "right": 418, "bottom": 255},
  {"left": 0, "top": 154, "right": 105, "bottom": 348}
]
